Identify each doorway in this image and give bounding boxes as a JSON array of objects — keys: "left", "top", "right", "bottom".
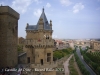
[
  {"left": 27, "top": 57, "right": 30, "bottom": 63},
  {"left": 40, "top": 59, "right": 43, "bottom": 65}
]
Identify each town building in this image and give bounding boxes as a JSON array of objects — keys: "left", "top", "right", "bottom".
[
  {"left": 18, "top": 37, "right": 25, "bottom": 45},
  {"left": 0, "top": 6, "right": 20, "bottom": 68},
  {"left": 55, "top": 40, "right": 70, "bottom": 50},
  {"left": 18, "top": 37, "right": 25, "bottom": 52},
  {"left": 90, "top": 40, "right": 100, "bottom": 51}
]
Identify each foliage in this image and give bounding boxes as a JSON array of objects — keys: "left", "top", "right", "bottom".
[
  {"left": 53, "top": 48, "right": 73, "bottom": 60},
  {"left": 17, "top": 45, "right": 23, "bottom": 52},
  {"left": 69, "top": 56, "right": 79, "bottom": 75},
  {"left": 74, "top": 51, "right": 90, "bottom": 75},
  {"left": 53, "top": 51, "right": 63, "bottom": 59},
  {"left": 81, "top": 48, "right": 100, "bottom": 75}
]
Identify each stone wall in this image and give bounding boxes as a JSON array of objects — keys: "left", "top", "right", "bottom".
[
  {"left": 0, "top": 6, "right": 19, "bottom": 68},
  {"left": 18, "top": 52, "right": 27, "bottom": 64}
]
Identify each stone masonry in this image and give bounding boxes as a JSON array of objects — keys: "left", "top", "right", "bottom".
[
  {"left": 0, "top": 6, "right": 20, "bottom": 68},
  {"left": 24, "top": 8, "right": 57, "bottom": 75}
]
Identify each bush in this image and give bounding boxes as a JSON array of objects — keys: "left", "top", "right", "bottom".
[
  {"left": 74, "top": 52, "right": 90, "bottom": 75},
  {"left": 17, "top": 45, "right": 23, "bottom": 51},
  {"left": 84, "top": 52, "right": 100, "bottom": 75},
  {"left": 53, "top": 48, "right": 73, "bottom": 60}
]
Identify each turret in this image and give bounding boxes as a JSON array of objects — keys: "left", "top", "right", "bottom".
[
  {"left": 50, "top": 20, "right": 52, "bottom": 29},
  {"left": 26, "top": 23, "right": 29, "bottom": 29}
]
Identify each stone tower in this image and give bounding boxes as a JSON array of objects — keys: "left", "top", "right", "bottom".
[
  {"left": 25, "top": 8, "right": 54, "bottom": 64},
  {"left": 25, "top": 8, "right": 57, "bottom": 75},
  {"left": 0, "top": 6, "right": 20, "bottom": 68}
]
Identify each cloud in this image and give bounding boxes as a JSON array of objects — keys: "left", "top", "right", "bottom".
[
  {"left": 46, "top": 3, "right": 51, "bottom": 8},
  {"left": 33, "top": 8, "right": 51, "bottom": 18},
  {"left": 73, "top": 3, "right": 84, "bottom": 13},
  {"left": 60, "top": 0, "right": 72, "bottom": 6},
  {"left": 11, "top": 0, "right": 42, "bottom": 14},
  {"left": 11, "top": 0, "right": 32, "bottom": 14},
  {"left": 33, "top": 9, "right": 42, "bottom": 17},
  {"left": 34, "top": 0, "right": 42, "bottom": 4}
]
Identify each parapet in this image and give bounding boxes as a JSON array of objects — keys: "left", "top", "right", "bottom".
[{"left": 0, "top": 6, "right": 20, "bottom": 19}]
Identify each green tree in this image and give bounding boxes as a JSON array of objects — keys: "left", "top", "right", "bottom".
[{"left": 17, "top": 45, "right": 23, "bottom": 52}]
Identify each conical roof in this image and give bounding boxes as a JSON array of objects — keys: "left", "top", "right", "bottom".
[
  {"left": 37, "top": 8, "right": 51, "bottom": 30},
  {"left": 26, "top": 8, "right": 51, "bottom": 30}
]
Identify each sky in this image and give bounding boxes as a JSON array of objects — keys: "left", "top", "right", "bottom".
[{"left": 0, "top": 0, "right": 100, "bottom": 39}]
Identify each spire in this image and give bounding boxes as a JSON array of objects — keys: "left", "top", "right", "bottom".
[
  {"left": 42, "top": 7, "right": 44, "bottom": 12},
  {"left": 37, "top": 8, "right": 51, "bottom": 30},
  {"left": 50, "top": 20, "right": 52, "bottom": 26},
  {"left": 50, "top": 20, "right": 52, "bottom": 29}
]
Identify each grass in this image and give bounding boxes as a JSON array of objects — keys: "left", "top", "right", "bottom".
[
  {"left": 69, "top": 56, "right": 79, "bottom": 75},
  {"left": 56, "top": 54, "right": 72, "bottom": 75},
  {"left": 58, "top": 54, "right": 71, "bottom": 67}
]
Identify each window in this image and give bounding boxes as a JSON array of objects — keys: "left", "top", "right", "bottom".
[
  {"left": 47, "top": 57, "right": 51, "bottom": 62},
  {"left": 46, "top": 35, "right": 49, "bottom": 39},
  {"left": 47, "top": 53, "right": 51, "bottom": 56}
]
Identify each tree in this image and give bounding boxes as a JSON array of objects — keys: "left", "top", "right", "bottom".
[{"left": 17, "top": 45, "right": 23, "bottom": 52}]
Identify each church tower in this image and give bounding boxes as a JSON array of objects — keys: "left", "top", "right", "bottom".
[{"left": 25, "top": 8, "right": 57, "bottom": 75}]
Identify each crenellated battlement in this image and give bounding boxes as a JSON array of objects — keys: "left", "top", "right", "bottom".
[{"left": 25, "top": 39, "right": 54, "bottom": 48}]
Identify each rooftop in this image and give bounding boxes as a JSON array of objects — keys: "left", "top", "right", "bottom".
[
  {"left": 0, "top": 6, "right": 20, "bottom": 19},
  {"left": 26, "top": 8, "right": 51, "bottom": 31}
]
